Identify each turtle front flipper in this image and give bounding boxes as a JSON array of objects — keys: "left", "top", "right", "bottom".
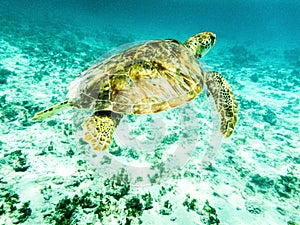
[
  {"left": 31, "top": 100, "right": 73, "bottom": 121},
  {"left": 205, "top": 72, "right": 238, "bottom": 137},
  {"left": 81, "top": 111, "right": 122, "bottom": 151}
]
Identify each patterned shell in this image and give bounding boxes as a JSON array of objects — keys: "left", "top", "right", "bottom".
[{"left": 67, "top": 39, "right": 204, "bottom": 114}]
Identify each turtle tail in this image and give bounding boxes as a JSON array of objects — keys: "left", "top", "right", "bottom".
[{"left": 31, "top": 100, "right": 73, "bottom": 121}]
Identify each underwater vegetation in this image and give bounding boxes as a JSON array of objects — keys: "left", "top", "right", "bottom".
[
  {"left": 229, "top": 45, "right": 259, "bottom": 67},
  {"left": 0, "top": 68, "right": 16, "bottom": 85},
  {"left": 0, "top": 189, "right": 31, "bottom": 224},
  {"left": 39, "top": 178, "right": 220, "bottom": 225},
  {"left": 183, "top": 195, "right": 220, "bottom": 225}
]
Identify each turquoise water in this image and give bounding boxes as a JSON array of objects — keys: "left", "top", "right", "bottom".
[{"left": 0, "top": 0, "right": 299, "bottom": 224}]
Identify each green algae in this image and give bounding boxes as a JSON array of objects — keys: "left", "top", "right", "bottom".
[{"left": 4, "top": 150, "right": 30, "bottom": 172}]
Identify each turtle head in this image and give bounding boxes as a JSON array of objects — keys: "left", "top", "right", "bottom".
[{"left": 184, "top": 32, "right": 216, "bottom": 58}]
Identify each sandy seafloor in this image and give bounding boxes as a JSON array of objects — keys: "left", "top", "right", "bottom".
[{"left": 0, "top": 0, "right": 299, "bottom": 225}]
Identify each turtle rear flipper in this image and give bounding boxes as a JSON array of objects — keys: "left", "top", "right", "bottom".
[
  {"left": 81, "top": 111, "right": 121, "bottom": 151},
  {"left": 31, "top": 100, "right": 73, "bottom": 121},
  {"left": 205, "top": 72, "right": 238, "bottom": 137}
]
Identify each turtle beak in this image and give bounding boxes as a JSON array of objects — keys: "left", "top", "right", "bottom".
[{"left": 210, "top": 33, "right": 216, "bottom": 45}]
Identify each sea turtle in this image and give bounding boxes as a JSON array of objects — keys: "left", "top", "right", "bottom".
[{"left": 32, "top": 32, "right": 238, "bottom": 151}]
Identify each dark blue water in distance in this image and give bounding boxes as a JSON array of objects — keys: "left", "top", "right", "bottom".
[{"left": 2, "top": 0, "right": 299, "bottom": 43}]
